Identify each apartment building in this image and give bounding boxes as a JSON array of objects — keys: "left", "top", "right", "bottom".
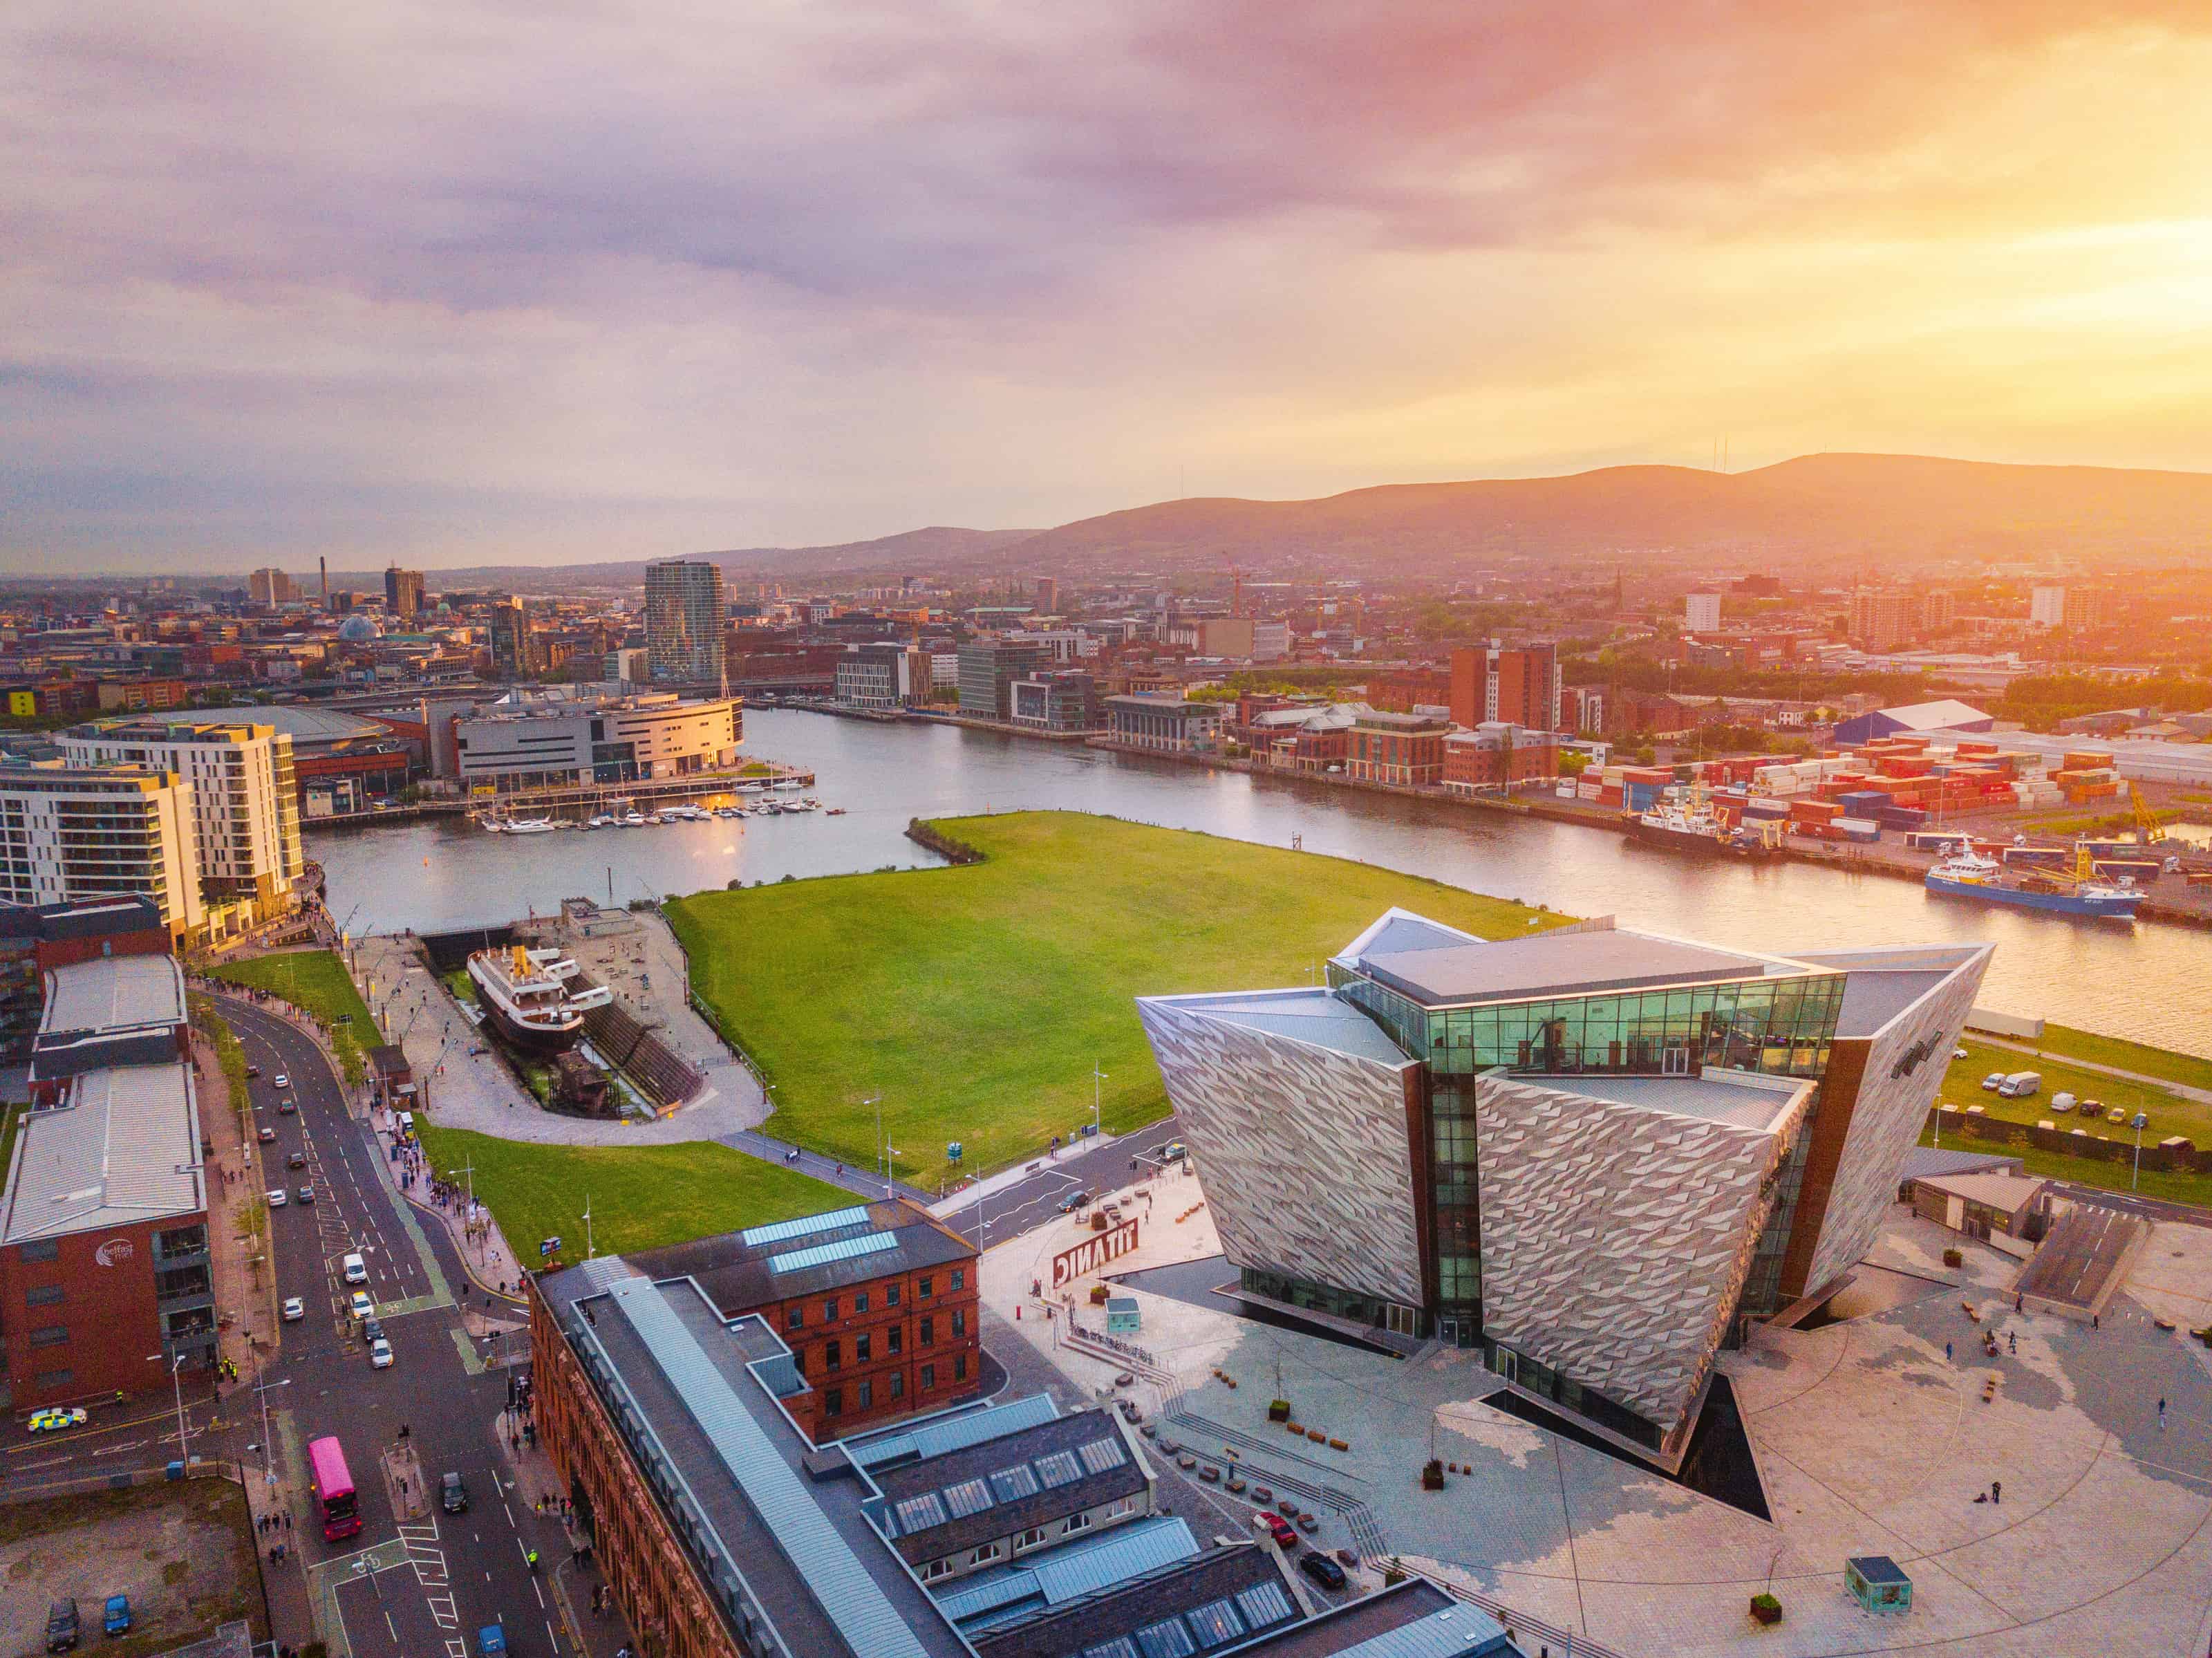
[
  {"left": 646, "top": 559, "right": 727, "bottom": 684},
  {"left": 0, "top": 766, "right": 205, "bottom": 938},
  {"left": 1449, "top": 645, "right": 1559, "bottom": 733},
  {"left": 57, "top": 720, "right": 303, "bottom": 918},
  {"left": 834, "top": 644, "right": 935, "bottom": 710},
  {"left": 384, "top": 566, "right": 426, "bottom": 622},
  {"left": 452, "top": 691, "right": 740, "bottom": 791}
]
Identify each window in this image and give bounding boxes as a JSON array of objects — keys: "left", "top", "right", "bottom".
[
  {"left": 919, "top": 1275, "right": 934, "bottom": 1299},
  {"left": 919, "top": 1316, "right": 935, "bottom": 1347},
  {"left": 954, "top": 1353, "right": 968, "bottom": 1383},
  {"left": 856, "top": 1379, "right": 872, "bottom": 1409},
  {"left": 823, "top": 1298, "right": 838, "bottom": 1322},
  {"left": 787, "top": 1306, "right": 803, "bottom": 1330},
  {"left": 889, "top": 1371, "right": 904, "bottom": 1399},
  {"left": 943, "top": 1478, "right": 994, "bottom": 1518},
  {"left": 21, "top": 1240, "right": 58, "bottom": 1263},
  {"left": 887, "top": 1325, "right": 902, "bottom": 1355},
  {"left": 1034, "top": 1450, "right": 1082, "bottom": 1488},
  {"left": 157, "top": 1224, "right": 207, "bottom": 1255},
  {"left": 35, "top": 1368, "right": 73, "bottom": 1390},
  {"left": 968, "top": 1541, "right": 1002, "bottom": 1567},
  {"left": 951, "top": 1268, "right": 965, "bottom": 1292},
  {"left": 854, "top": 1291, "right": 868, "bottom": 1313},
  {"left": 825, "top": 1340, "right": 841, "bottom": 1370},
  {"left": 952, "top": 1309, "right": 966, "bottom": 1339},
  {"left": 792, "top": 1349, "right": 806, "bottom": 1376},
  {"left": 825, "top": 1388, "right": 843, "bottom": 1417},
  {"left": 921, "top": 1560, "right": 950, "bottom": 1583},
  {"left": 886, "top": 1282, "right": 901, "bottom": 1307},
  {"left": 856, "top": 1332, "right": 872, "bottom": 1363},
  {"left": 991, "top": 1465, "right": 1040, "bottom": 1502},
  {"left": 1016, "top": 1527, "right": 1047, "bottom": 1550},
  {"left": 921, "top": 1363, "right": 936, "bottom": 1390},
  {"left": 30, "top": 1325, "right": 70, "bottom": 1348},
  {"left": 26, "top": 1285, "right": 64, "bottom": 1307},
  {"left": 1065, "top": 1511, "right": 1090, "bottom": 1533}
]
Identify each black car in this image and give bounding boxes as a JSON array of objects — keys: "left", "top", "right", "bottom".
[
  {"left": 441, "top": 1471, "right": 469, "bottom": 1514},
  {"left": 46, "top": 1599, "right": 79, "bottom": 1653},
  {"left": 1058, "top": 1191, "right": 1090, "bottom": 1213},
  {"left": 1299, "top": 1553, "right": 1347, "bottom": 1592},
  {"left": 288, "top": 1151, "right": 307, "bottom": 1169}
]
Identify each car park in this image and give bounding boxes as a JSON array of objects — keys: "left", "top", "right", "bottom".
[
  {"left": 368, "top": 1337, "right": 394, "bottom": 1370},
  {"left": 2052, "top": 1092, "right": 2077, "bottom": 1113},
  {"left": 1952, "top": 1047, "right": 1968, "bottom": 1060},
  {"left": 350, "top": 1291, "right": 374, "bottom": 1319},
  {"left": 2108, "top": 1106, "right": 2128, "bottom": 1124},
  {"left": 272, "top": 1074, "right": 288, "bottom": 1089},
  {"left": 282, "top": 1298, "right": 306, "bottom": 1321},
  {"left": 266, "top": 1188, "right": 288, "bottom": 1208},
  {"left": 298, "top": 1184, "right": 315, "bottom": 1204},
  {"left": 441, "top": 1472, "right": 469, "bottom": 1513},
  {"left": 29, "top": 1406, "right": 88, "bottom": 1433},
  {"left": 257, "top": 1126, "right": 278, "bottom": 1144},
  {"left": 46, "top": 1598, "right": 79, "bottom": 1652},
  {"left": 103, "top": 1596, "right": 131, "bottom": 1637},
  {"left": 1300, "top": 1553, "right": 1347, "bottom": 1591}
]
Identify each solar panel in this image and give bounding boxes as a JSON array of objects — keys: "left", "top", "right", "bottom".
[
  {"left": 941, "top": 1477, "right": 995, "bottom": 1519},
  {"left": 740, "top": 1204, "right": 871, "bottom": 1247},
  {"left": 1234, "top": 1581, "right": 1295, "bottom": 1628},
  {"left": 1034, "top": 1450, "right": 1082, "bottom": 1489},
  {"left": 1084, "top": 1641, "right": 1140, "bottom": 1658},
  {"left": 1185, "top": 1599, "right": 1246, "bottom": 1649},
  {"left": 767, "top": 1230, "right": 899, "bottom": 1274},
  {"left": 1077, "top": 1435, "right": 1128, "bottom": 1474},
  {"left": 895, "top": 1491, "right": 948, "bottom": 1532},
  {"left": 988, "top": 1464, "right": 1040, "bottom": 1503},
  {"left": 1134, "top": 1619, "right": 1197, "bottom": 1658}
]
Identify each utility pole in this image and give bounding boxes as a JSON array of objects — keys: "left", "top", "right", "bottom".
[
  {"left": 864, "top": 1094, "right": 887, "bottom": 1194},
  {"left": 583, "top": 1193, "right": 595, "bottom": 1259},
  {"left": 2131, "top": 1112, "right": 2149, "bottom": 1191},
  {"left": 1092, "top": 1061, "right": 1107, "bottom": 1140},
  {"left": 148, "top": 1352, "right": 191, "bottom": 1464},
  {"left": 254, "top": 1370, "right": 292, "bottom": 1488}
]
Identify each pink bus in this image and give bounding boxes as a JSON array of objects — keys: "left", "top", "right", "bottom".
[{"left": 307, "top": 1435, "right": 361, "bottom": 1540}]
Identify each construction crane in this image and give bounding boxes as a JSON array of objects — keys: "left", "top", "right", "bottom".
[
  {"left": 1225, "top": 559, "right": 1244, "bottom": 617},
  {"left": 2129, "top": 781, "right": 2166, "bottom": 844}
]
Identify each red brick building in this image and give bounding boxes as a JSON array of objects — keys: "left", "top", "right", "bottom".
[
  {"left": 1346, "top": 710, "right": 1449, "bottom": 785},
  {"left": 1367, "top": 669, "right": 1451, "bottom": 715},
  {"left": 1443, "top": 723, "right": 1560, "bottom": 792},
  {"left": 603, "top": 1197, "right": 981, "bottom": 1440},
  {"left": 1449, "top": 644, "right": 1559, "bottom": 732}
]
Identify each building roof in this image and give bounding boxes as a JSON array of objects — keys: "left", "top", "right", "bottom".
[
  {"left": 1152, "top": 989, "right": 1414, "bottom": 1068},
  {"left": 231, "top": 703, "right": 392, "bottom": 745},
  {"left": 873, "top": 1408, "right": 1148, "bottom": 1568},
  {"left": 1911, "top": 1171, "right": 2048, "bottom": 1214},
  {"left": 1, "top": 1061, "right": 205, "bottom": 1244},
  {"left": 28, "top": 1027, "right": 182, "bottom": 1082},
  {"left": 1352, "top": 926, "right": 1777, "bottom": 1008},
  {"left": 627, "top": 1198, "right": 972, "bottom": 1314},
  {"left": 1896, "top": 1146, "right": 2023, "bottom": 1185},
  {"left": 1848, "top": 1554, "right": 1911, "bottom": 1585},
  {"left": 4, "top": 895, "right": 165, "bottom": 942},
  {"left": 972, "top": 1541, "right": 1300, "bottom": 1657},
  {"left": 1338, "top": 908, "right": 1484, "bottom": 961},
  {"left": 1540, "top": 1070, "right": 1815, "bottom": 1135},
  {"left": 40, "top": 954, "right": 185, "bottom": 1037},
  {"left": 1219, "top": 1580, "right": 1513, "bottom": 1658},
  {"left": 1871, "top": 700, "right": 1991, "bottom": 732},
  {"left": 934, "top": 1514, "right": 1200, "bottom": 1631},
  {"left": 1830, "top": 969, "right": 1953, "bottom": 1039}
]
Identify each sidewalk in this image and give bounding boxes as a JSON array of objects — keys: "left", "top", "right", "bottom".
[
  {"left": 926, "top": 1126, "right": 1143, "bottom": 1219},
  {"left": 486, "top": 1410, "right": 637, "bottom": 1658}
]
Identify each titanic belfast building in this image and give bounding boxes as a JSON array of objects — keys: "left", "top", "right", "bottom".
[{"left": 1138, "top": 909, "right": 1989, "bottom": 1467}]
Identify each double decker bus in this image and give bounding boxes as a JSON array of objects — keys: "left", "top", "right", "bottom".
[{"left": 307, "top": 1435, "right": 361, "bottom": 1540}]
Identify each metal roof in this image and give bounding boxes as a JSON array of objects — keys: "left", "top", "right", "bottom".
[
  {"left": 1316, "top": 1604, "right": 1513, "bottom": 1658},
  {"left": 769, "top": 1230, "right": 900, "bottom": 1274},
  {"left": 603, "top": 1275, "right": 933, "bottom": 1658},
  {"left": 935, "top": 1518, "right": 1201, "bottom": 1628},
  {"left": 40, "top": 954, "right": 185, "bottom": 1036},
  {"left": 846, "top": 1393, "right": 1060, "bottom": 1469},
  {"left": 1356, "top": 927, "right": 1777, "bottom": 1008},
  {"left": 742, "top": 1204, "right": 872, "bottom": 1247},
  {"left": 1, "top": 1061, "right": 205, "bottom": 1245},
  {"left": 1151, "top": 989, "right": 1412, "bottom": 1068}
]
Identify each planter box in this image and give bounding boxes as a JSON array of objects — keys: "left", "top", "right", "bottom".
[{"left": 1750, "top": 1594, "right": 1782, "bottom": 1626}]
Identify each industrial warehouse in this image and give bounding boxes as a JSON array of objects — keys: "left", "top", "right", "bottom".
[{"left": 1138, "top": 909, "right": 1990, "bottom": 1469}]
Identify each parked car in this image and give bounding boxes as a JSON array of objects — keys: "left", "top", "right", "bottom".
[
  {"left": 1998, "top": 1072, "right": 2041, "bottom": 1099},
  {"left": 2052, "top": 1092, "right": 2077, "bottom": 1114},
  {"left": 368, "top": 1337, "right": 394, "bottom": 1370},
  {"left": 46, "top": 1598, "right": 79, "bottom": 1652},
  {"left": 441, "top": 1472, "right": 469, "bottom": 1513},
  {"left": 1260, "top": 1513, "right": 1297, "bottom": 1549},
  {"left": 103, "top": 1595, "right": 131, "bottom": 1637},
  {"left": 1952, "top": 1047, "right": 1969, "bottom": 1061},
  {"left": 1980, "top": 1072, "right": 2007, "bottom": 1091},
  {"left": 266, "top": 1188, "right": 288, "bottom": 1209},
  {"left": 1300, "top": 1553, "right": 1348, "bottom": 1592},
  {"left": 350, "top": 1291, "right": 374, "bottom": 1319},
  {"left": 272, "top": 1074, "right": 289, "bottom": 1089},
  {"left": 29, "top": 1407, "right": 88, "bottom": 1433},
  {"left": 282, "top": 1297, "right": 306, "bottom": 1322}
]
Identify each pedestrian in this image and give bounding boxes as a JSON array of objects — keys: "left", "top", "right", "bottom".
[
  {"left": 2093, "top": 1314, "right": 2100, "bottom": 1330},
  {"left": 2159, "top": 1396, "right": 2167, "bottom": 1428},
  {"left": 1991, "top": 1480, "right": 2001, "bottom": 1505},
  {"left": 285, "top": 1512, "right": 292, "bottom": 1533},
  {"left": 1945, "top": 1340, "right": 1953, "bottom": 1362},
  {"left": 2007, "top": 1332, "right": 2016, "bottom": 1354}
]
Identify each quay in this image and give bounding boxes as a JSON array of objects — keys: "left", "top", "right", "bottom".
[{"left": 301, "top": 761, "right": 816, "bottom": 831}]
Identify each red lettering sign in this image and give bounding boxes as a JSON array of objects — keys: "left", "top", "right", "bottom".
[{"left": 1051, "top": 1218, "right": 1141, "bottom": 1289}]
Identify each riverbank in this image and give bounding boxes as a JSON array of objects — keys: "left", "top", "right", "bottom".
[{"left": 300, "top": 760, "right": 817, "bottom": 832}]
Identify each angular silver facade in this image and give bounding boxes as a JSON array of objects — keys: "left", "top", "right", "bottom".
[
  {"left": 1473, "top": 1072, "right": 1815, "bottom": 1440},
  {"left": 1136, "top": 991, "right": 1425, "bottom": 1310}
]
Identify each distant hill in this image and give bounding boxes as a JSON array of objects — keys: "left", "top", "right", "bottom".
[{"left": 1009, "top": 454, "right": 2212, "bottom": 575}]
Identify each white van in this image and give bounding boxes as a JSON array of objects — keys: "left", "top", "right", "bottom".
[
  {"left": 342, "top": 1252, "right": 368, "bottom": 1285},
  {"left": 1998, "top": 1072, "right": 2041, "bottom": 1099},
  {"left": 2051, "top": 1092, "right": 2076, "bottom": 1114}
]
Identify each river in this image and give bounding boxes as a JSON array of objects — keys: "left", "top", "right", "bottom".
[{"left": 313, "top": 708, "right": 2212, "bottom": 1057}]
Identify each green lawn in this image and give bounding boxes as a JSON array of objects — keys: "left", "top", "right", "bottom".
[
  {"left": 2007, "top": 1024, "right": 2212, "bottom": 1094},
  {"left": 207, "top": 949, "right": 383, "bottom": 1084},
  {"left": 1942, "top": 1038, "right": 2205, "bottom": 1145},
  {"left": 1918, "top": 1124, "right": 2212, "bottom": 1210},
  {"left": 412, "top": 1122, "right": 853, "bottom": 1260},
  {"left": 668, "top": 809, "right": 1566, "bottom": 1182}
]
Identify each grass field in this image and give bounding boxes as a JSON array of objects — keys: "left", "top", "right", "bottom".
[
  {"left": 668, "top": 810, "right": 1566, "bottom": 1182},
  {"left": 412, "top": 1122, "right": 852, "bottom": 1260},
  {"left": 2012, "top": 1023, "right": 2212, "bottom": 1093},
  {"left": 1918, "top": 1124, "right": 2212, "bottom": 1209},
  {"left": 207, "top": 948, "right": 382, "bottom": 1083}
]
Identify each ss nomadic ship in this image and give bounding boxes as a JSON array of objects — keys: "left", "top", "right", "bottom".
[{"left": 467, "top": 945, "right": 615, "bottom": 1052}]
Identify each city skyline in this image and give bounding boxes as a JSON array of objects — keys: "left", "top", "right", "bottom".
[{"left": 6, "top": 3, "right": 2211, "bottom": 571}]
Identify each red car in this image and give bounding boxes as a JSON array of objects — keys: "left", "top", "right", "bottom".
[{"left": 1262, "top": 1513, "right": 1297, "bottom": 1550}]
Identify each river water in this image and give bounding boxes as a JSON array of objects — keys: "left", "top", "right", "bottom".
[{"left": 315, "top": 709, "right": 2212, "bottom": 1057}]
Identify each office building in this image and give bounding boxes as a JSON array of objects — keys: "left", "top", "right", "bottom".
[
  {"left": 1138, "top": 909, "right": 1989, "bottom": 1466},
  {"left": 1103, "top": 694, "right": 1221, "bottom": 753},
  {"left": 1683, "top": 592, "right": 1723, "bottom": 633},
  {"left": 1007, "top": 671, "right": 1100, "bottom": 733},
  {"left": 1449, "top": 646, "right": 1559, "bottom": 733},
  {"left": 957, "top": 640, "right": 1049, "bottom": 720},
  {"left": 452, "top": 690, "right": 740, "bottom": 792},
  {"left": 0, "top": 956, "right": 212, "bottom": 1410},
  {"left": 835, "top": 644, "right": 935, "bottom": 711},
  {"left": 247, "top": 568, "right": 294, "bottom": 606},
  {"left": 1442, "top": 723, "right": 1558, "bottom": 791},
  {"left": 1032, "top": 577, "right": 1058, "bottom": 613},
  {"left": 606, "top": 647, "right": 651, "bottom": 686},
  {"left": 384, "top": 566, "right": 426, "bottom": 622},
  {"left": 0, "top": 765, "right": 206, "bottom": 937},
  {"left": 1345, "top": 709, "right": 1449, "bottom": 785},
  {"left": 488, "top": 597, "right": 541, "bottom": 680},
  {"left": 58, "top": 720, "right": 304, "bottom": 919},
  {"left": 646, "top": 560, "right": 727, "bottom": 685}
]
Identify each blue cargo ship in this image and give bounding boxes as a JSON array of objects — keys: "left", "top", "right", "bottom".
[{"left": 1924, "top": 850, "right": 2141, "bottom": 920}]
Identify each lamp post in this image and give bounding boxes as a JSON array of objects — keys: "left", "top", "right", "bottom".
[
  {"left": 2131, "top": 1112, "right": 2149, "bottom": 1191},
  {"left": 254, "top": 1370, "right": 292, "bottom": 1487},
  {"left": 1091, "top": 1062, "right": 1107, "bottom": 1140},
  {"left": 148, "top": 1352, "right": 191, "bottom": 1464},
  {"left": 864, "top": 1093, "right": 888, "bottom": 1194}
]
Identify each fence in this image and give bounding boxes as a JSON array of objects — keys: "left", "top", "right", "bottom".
[{"left": 1928, "top": 1106, "right": 2206, "bottom": 1173}]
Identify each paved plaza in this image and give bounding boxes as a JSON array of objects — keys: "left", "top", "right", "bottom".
[{"left": 984, "top": 1193, "right": 2212, "bottom": 1657}]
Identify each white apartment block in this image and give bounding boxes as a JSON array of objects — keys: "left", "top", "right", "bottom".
[
  {"left": 0, "top": 765, "right": 207, "bottom": 935},
  {"left": 452, "top": 691, "right": 740, "bottom": 790},
  {"left": 58, "top": 720, "right": 303, "bottom": 914},
  {"left": 1684, "top": 592, "right": 1723, "bottom": 633}
]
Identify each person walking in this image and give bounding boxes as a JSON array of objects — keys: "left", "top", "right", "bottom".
[
  {"left": 2159, "top": 1396, "right": 2167, "bottom": 1429},
  {"left": 1991, "top": 1480, "right": 2001, "bottom": 1505},
  {"left": 1945, "top": 1340, "right": 1953, "bottom": 1362},
  {"left": 2007, "top": 1332, "right": 2016, "bottom": 1355}
]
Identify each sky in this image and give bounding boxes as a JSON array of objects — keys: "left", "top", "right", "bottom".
[{"left": 6, "top": 2, "right": 2211, "bottom": 573}]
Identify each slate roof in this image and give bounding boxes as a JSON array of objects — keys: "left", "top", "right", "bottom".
[
  {"left": 874, "top": 1409, "right": 1148, "bottom": 1567},
  {"left": 973, "top": 1543, "right": 1299, "bottom": 1657},
  {"left": 629, "top": 1197, "right": 972, "bottom": 1314}
]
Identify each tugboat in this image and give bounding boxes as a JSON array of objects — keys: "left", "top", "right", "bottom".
[
  {"left": 1924, "top": 846, "right": 2142, "bottom": 920},
  {"left": 466, "top": 946, "right": 615, "bottom": 1053}
]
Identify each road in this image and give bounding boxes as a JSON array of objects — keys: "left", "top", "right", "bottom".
[{"left": 2056, "top": 1178, "right": 2212, "bottom": 1230}]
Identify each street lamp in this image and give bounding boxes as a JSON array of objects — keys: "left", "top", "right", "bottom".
[
  {"left": 147, "top": 1352, "right": 191, "bottom": 1465},
  {"left": 1091, "top": 1061, "right": 1107, "bottom": 1140},
  {"left": 2131, "top": 1112, "right": 2150, "bottom": 1191},
  {"left": 253, "top": 1370, "right": 292, "bottom": 1487}
]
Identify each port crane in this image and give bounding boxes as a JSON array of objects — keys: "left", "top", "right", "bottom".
[{"left": 2129, "top": 781, "right": 2166, "bottom": 844}]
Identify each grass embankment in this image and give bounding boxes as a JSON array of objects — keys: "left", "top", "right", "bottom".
[
  {"left": 1933, "top": 1039, "right": 2212, "bottom": 1208},
  {"left": 412, "top": 1123, "right": 852, "bottom": 1259},
  {"left": 669, "top": 810, "right": 1566, "bottom": 1183},
  {"left": 207, "top": 949, "right": 382, "bottom": 1084}
]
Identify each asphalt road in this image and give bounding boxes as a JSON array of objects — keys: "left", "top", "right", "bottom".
[
  {"left": 937, "top": 1119, "right": 1189, "bottom": 1247},
  {"left": 2056, "top": 1178, "right": 2212, "bottom": 1230}
]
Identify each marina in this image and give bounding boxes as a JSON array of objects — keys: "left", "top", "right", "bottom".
[{"left": 315, "top": 708, "right": 2212, "bottom": 1059}]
